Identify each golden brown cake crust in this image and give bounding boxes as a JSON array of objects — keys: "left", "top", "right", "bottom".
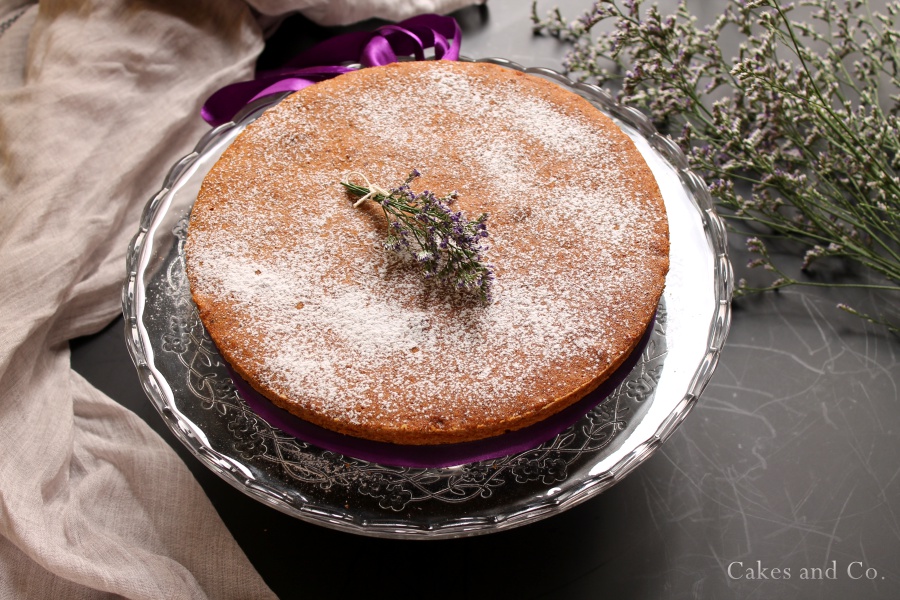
[{"left": 186, "top": 61, "right": 669, "bottom": 445}]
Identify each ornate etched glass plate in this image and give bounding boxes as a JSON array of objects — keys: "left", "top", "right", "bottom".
[{"left": 123, "top": 58, "right": 732, "bottom": 539}]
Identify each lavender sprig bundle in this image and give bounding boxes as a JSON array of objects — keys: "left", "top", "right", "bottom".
[
  {"left": 341, "top": 170, "right": 494, "bottom": 302},
  {"left": 533, "top": 0, "right": 900, "bottom": 330}
]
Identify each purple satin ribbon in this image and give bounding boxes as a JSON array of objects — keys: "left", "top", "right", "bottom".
[{"left": 201, "top": 14, "right": 462, "bottom": 127}]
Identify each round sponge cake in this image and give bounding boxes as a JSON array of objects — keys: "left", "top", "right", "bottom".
[{"left": 185, "top": 60, "right": 669, "bottom": 445}]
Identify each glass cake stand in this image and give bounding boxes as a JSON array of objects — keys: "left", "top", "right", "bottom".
[{"left": 123, "top": 58, "right": 732, "bottom": 539}]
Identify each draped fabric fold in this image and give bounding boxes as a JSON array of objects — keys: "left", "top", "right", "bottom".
[{"left": 0, "top": 1, "right": 278, "bottom": 597}]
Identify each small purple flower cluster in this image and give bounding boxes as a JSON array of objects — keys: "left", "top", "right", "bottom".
[
  {"left": 533, "top": 0, "right": 899, "bottom": 329},
  {"left": 342, "top": 170, "right": 494, "bottom": 303}
]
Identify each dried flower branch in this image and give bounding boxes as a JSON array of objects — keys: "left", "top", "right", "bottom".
[
  {"left": 341, "top": 169, "right": 494, "bottom": 302},
  {"left": 533, "top": 0, "right": 900, "bottom": 330}
]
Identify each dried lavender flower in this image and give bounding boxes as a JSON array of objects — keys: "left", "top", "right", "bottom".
[
  {"left": 341, "top": 170, "right": 494, "bottom": 302},
  {"left": 533, "top": 0, "right": 900, "bottom": 329}
]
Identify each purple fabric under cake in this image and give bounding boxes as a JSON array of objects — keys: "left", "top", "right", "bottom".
[{"left": 227, "top": 316, "right": 654, "bottom": 468}]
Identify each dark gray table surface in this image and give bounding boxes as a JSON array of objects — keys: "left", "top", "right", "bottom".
[{"left": 72, "top": 1, "right": 900, "bottom": 598}]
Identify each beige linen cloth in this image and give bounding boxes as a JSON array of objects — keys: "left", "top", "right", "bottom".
[{"left": 0, "top": 0, "right": 472, "bottom": 597}]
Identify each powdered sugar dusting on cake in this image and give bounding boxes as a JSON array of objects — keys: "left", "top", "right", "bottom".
[{"left": 186, "top": 61, "right": 668, "bottom": 441}]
